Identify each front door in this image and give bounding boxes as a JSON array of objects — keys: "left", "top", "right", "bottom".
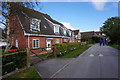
[{"left": 46, "top": 40, "right": 51, "bottom": 50}]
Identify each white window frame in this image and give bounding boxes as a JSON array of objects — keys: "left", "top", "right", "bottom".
[
  {"left": 32, "top": 39, "right": 40, "bottom": 49},
  {"left": 54, "top": 24, "right": 60, "bottom": 34},
  {"left": 56, "top": 39, "right": 59, "bottom": 43},
  {"left": 64, "top": 39, "right": 67, "bottom": 42},
  {"left": 44, "top": 25, "right": 48, "bottom": 29},
  {"left": 16, "top": 40, "right": 18, "bottom": 48},
  {"left": 72, "top": 32, "right": 74, "bottom": 37},
  {"left": 64, "top": 29, "right": 66, "bottom": 35},
  {"left": 75, "top": 35, "right": 78, "bottom": 38},
  {"left": 68, "top": 30, "right": 71, "bottom": 36},
  {"left": 30, "top": 18, "right": 41, "bottom": 31}
]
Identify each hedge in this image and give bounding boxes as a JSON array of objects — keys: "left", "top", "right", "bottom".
[
  {"left": 2, "top": 51, "right": 27, "bottom": 75},
  {"left": 55, "top": 42, "right": 81, "bottom": 57}
]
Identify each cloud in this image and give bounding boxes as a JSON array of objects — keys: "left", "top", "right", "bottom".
[
  {"left": 91, "top": 0, "right": 109, "bottom": 10},
  {"left": 91, "top": 2, "right": 106, "bottom": 10},
  {"left": 112, "top": 2, "right": 118, "bottom": 8},
  {"left": 61, "top": 22, "right": 75, "bottom": 30},
  {"left": 94, "top": 29, "right": 100, "bottom": 31},
  {"left": 90, "top": 0, "right": 119, "bottom": 11}
]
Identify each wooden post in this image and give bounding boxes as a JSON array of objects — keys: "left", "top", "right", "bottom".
[
  {"left": 53, "top": 46, "right": 57, "bottom": 57},
  {"left": 26, "top": 48, "right": 30, "bottom": 68}
]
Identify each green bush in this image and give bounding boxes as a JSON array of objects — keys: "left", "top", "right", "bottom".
[
  {"left": 2, "top": 51, "right": 27, "bottom": 75},
  {"left": 91, "top": 37, "right": 100, "bottom": 43},
  {"left": 55, "top": 42, "right": 81, "bottom": 57}
]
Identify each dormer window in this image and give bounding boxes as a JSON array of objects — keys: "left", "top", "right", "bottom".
[
  {"left": 30, "top": 18, "right": 41, "bottom": 31},
  {"left": 64, "top": 29, "right": 66, "bottom": 35},
  {"left": 44, "top": 25, "right": 48, "bottom": 29},
  {"left": 54, "top": 24, "right": 60, "bottom": 34},
  {"left": 68, "top": 30, "right": 71, "bottom": 36},
  {"left": 72, "top": 32, "right": 74, "bottom": 37}
]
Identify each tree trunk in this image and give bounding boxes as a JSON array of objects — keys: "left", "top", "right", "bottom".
[{"left": 5, "top": 3, "right": 12, "bottom": 52}]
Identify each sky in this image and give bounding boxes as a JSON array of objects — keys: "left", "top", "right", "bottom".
[
  {"left": 0, "top": 1, "right": 118, "bottom": 32},
  {"left": 37, "top": 2, "right": 118, "bottom": 32}
]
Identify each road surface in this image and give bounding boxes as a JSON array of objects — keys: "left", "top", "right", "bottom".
[{"left": 34, "top": 44, "right": 120, "bottom": 78}]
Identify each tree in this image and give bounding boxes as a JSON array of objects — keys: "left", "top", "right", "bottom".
[
  {"left": 0, "top": 2, "right": 41, "bottom": 52},
  {"left": 100, "top": 17, "right": 120, "bottom": 45}
]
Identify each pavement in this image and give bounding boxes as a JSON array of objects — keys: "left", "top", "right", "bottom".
[{"left": 33, "top": 44, "right": 120, "bottom": 78}]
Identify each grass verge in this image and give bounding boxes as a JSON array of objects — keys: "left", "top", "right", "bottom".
[
  {"left": 109, "top": 44, "right": 120, "bottom": 50},
  {"left": 7, "top": 67, "right": 41, "bottom": 79},
  {"left": 58, "top": 46, "right": 90, "bottom": 58},
  {"left": 38, "top": 45, "right": 90, "bottom": 58}
]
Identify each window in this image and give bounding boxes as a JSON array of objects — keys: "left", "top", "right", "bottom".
[
  {"left": 64, "top": 29, "right": 66, "bottom": 35},
  {"left": 44, "top": 25, "right": 48, "bottom": 29},
  {"left": 75, "top": 35, "right": 78, "bottom": 38},
  {"left": 64, "top": 39, "right": 67, "bottom": 42},
  {"left": 31, "top": 18, "right": 41, "bottom": 31},
  {"left": 68, "top": 30, "right": 71, "bottom": 36},
  {"left": 56, "top": 39, "right": 59, "bottom": 43},
  {"left": 54, "top": 24, "right": 60, "bottom": 34},
  {"left": 72, "top": 32, "right": 74, "bottom": 37},
  {"left": 32, "top": 39, "right": 39, "bottom": 48},
  {"left": 16, "top": 40, "right": 18, "bottom": 48}
]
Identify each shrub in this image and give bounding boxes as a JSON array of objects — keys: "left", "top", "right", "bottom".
[
  {"left": 55, "top": 42, "right": 81, "bottom": 57},
  {"left": 2, "top": 51, "right": 27, "bottom": 75}
]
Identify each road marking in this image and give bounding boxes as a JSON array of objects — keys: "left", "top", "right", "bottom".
[
  {"left": 50, "top": 58, "right": 75, "bottom": 78},
  {"left": 50, "top": 45, "right": 92, "bottom": 78},
  {"left": 89, "top": 54, "right": 94, "bottom": 57},
  {"left": 99, "top": 54, "right": 103, "bottom": 56}
]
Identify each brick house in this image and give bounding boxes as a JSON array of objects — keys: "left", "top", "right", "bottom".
[
  {"left": 81, "top": 31, "right": 102, "bottom": 42},
  {"left": 9, "top": 3, "right": 78, "bottom": 50},
  {"left": 73, "top": 30, "right": 81, "bottom": 42}
]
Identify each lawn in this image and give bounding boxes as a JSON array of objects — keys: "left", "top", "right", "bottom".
[
  {"left": 109, "top": 44, "right": 120, "bottom": 50},
  {"left": 7, "top": 67, "right": 41, "bottom": 79},
  {"left": 38, "top": 53, "right": 48, "bottom": 57},
  {"left": 58, "top": 46, "right": 90, "bottom": 58},
  {"left": 38, "top": 45, "right": 90, "bottom": 58}
]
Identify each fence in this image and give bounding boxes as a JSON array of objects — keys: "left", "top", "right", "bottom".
[
  {"left": 2, "top": 51, "right": 27, "bottom": 76},
  {"left": 2, "top": 42, "right": 82, "bottom": 77},
  {"left": 28, "top": 43, "right": 82, "bottom": 58},
  {"left": 28, "top": 46, "right": 55, "bottom": 65}
]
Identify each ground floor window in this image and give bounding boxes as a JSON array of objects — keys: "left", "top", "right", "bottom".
[
  {"left": 78, "top": 40, "right": 81, "bottom": 42},
  {"left": 56, "top": 39, "right": 59, "bottom": 43},
  {"left": 32, "top": 39, "right": 39, "bottom": 48},
  {"left": 64, "top": 39, "right": 67, "bottom": 42}
]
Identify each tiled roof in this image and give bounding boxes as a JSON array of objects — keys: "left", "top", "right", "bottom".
[{"left": 10, "top": 3, "right": 70, "bottom": 37}]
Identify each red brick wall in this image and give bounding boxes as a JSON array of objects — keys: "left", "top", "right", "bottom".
[
  {"left": 51, "top": 38, "right": 62, "bottom": 45},
  {"left": 62, "top": 38, "right": 69, "bottom": 43},
  {"left": 10, "top": 15, "right": 74, "bottom": 51},
  {"left": 10, "top": 15, "right": 27, "bottom": 49}
]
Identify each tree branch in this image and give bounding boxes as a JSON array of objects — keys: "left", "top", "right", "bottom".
[
  {"left": 0, "top": 10, "right": 9, "bottom": 19},
  {"left": 0, "top": 21, "right": 7, "bottom": 27}
]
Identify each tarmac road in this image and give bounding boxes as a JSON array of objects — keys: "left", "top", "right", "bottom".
[{"left": 34, "top": 44, "right": 120, "bottom": 78}]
